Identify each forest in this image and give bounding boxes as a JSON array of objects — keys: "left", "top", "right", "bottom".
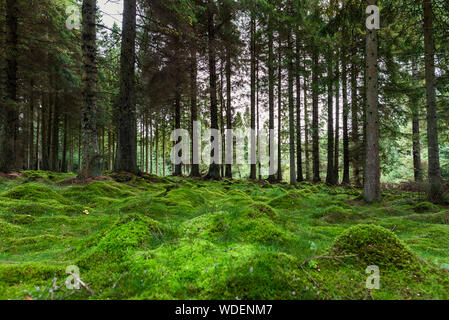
[{"left": 0, "top": 0, "right": 449, "bottom": 301}]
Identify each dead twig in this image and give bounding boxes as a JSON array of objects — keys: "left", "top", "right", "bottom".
[{"left": 69, "top": 272, "right": 96, "bottom": 296}]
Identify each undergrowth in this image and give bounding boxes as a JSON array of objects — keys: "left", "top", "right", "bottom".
[{"left": 0, "top": 171, "right": 448, "bottom": 300}]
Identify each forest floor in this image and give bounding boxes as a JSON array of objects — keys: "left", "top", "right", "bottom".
[{"left": 1, "top": 171, "right": 449, "bottom": 300}]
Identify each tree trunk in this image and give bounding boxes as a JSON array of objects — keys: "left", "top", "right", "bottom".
[
  {"left": 351, "top": 60, "right": 361, "bottom": 186},
  {"left": 51, "top": 94, "right": 60, "bottom": 171},
  {"left": 250, "top": 16, "right": 257, "bottom": 180},
  {"left": 174, "top": 89, "right": 182, "bottom": 176},
  {"left": 326, "top": 47, "right": 335, "bottom": 185},
  {"left": 155, "top": 122, "right": 159, "bottom": 175},
  {"left": 79, "top": 0, "right": 101, "bottom": 178},
  {"left": 28, "top": 80, "right": 36, "bottom": 170},
  {"left": 267, "top": 15, "right": 275, "bottom": 182},
  {"left": 225, "top": 45, "right": 233, "bottom": 179},
  {"left": 342, "top": 46, "right": 350, "bottom": 185},
  {"left": 205, "top": 1, "right": 220, "bottom": 180},
  {"left": 363, "top": 0, "right": 381, "bottom": 202},
  {"left": 422, "top": 0, "right": 442, "bottom": 202},
  {"left": 334, "top": 53, "right": 340, "bottom": 184},
  {"left": 115, "top": 0, "right": 139, "bottom": 174},
  {"left": 277, "top": 33, "right": 282, "bottom": 182},
  {"left": 287, "top": 25, "right": 296, "bottom": 185},
  {"left": 311, "top": 45, "right": 320, "bottom": 182},
  {"left": 411, "top": 100, "right": 423, "bottom": 182},
  {"left": 190, "top": 40, "right": 201, "bottom": 177},
  {"left": 295, "top": 34, "right": 303, "bottom": 182},
  {"left": 61, "top": 112, "right": 68, "bottom": 173},
  {"left": 304, "top": 55, "right": 311, "bottom": 181},
  {"left": 220, "top": 62, "right": 225, "bottom": 178},
  {"left": 0, "top": 0, "right": 19, "bottom": 173}
]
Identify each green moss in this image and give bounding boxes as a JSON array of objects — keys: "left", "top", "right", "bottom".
[
  {"left": 1, "top": 199, "right": 85, "bottom": 216},
  {"left": 158, "top": 187, "right": 208, "bottom": 209},
  {"left": 313, "top": 206, "right": 363, "bottom": 223},
  {"left": 0, "top": 262, "right": 64, "bottom": 285},
  {"left": 0, "top": 219, "right": 24, "bottom": 236},
  {"left": 209, "top": 252, "right": 310, "bottom": 300},
  {"left": 331, "top": 224, "right": 420, "bottom": 270},
  {"left": 5, "top": 235, "right": 63, "bottom": 247},
  {"left": 23, "top": 170, "right": 76, "bottom": 183},
  {"left": 268, "top": 191, "right": 307, "bottom": 209},
  {"left": 77, "top": 215, "right": 167, "bottom": 270},
  {"left": 62, "top": 181, "right": 137, "bottom": 206},
  {"left": 1, "top": 175, "right": 449, "bottom": 300},
  {"left": 406, "top": 211, "right": 449, "bottom": 225},
  {"left": 238, "top": 218, "right": 290, "bottom": 243},
  {"left": 1, "top": 183, "right": 68, "bottom": 204},
  {"left": 414, "top": 202, "right": 440, "bottom": 213},
  {"left": 248, "top": 203, "right": 278, "bottom": 220}
]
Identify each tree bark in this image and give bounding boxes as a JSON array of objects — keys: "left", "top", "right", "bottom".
[
  {"left": 115, "top": 0, "right": 139, "bottom": 174},
  {"left": 0, "top": 0, "right": 19, "bottom": 173},
  {"left": 326, "top": 47, "right": 335, "bottom": 185},
  {"left": 174, "top": 88, "right": 182, "bottom": 176},
  {"left": 267, "top": 15, "right": 275, "bottom": 182},
  {"left": 287, "top": 24, "right": 296, "bottom": 185},
  {"left": 225, "top": 46, "right": 233, "bottom": 179},
  {"left": 333, "top": 54, "right": 340, "bottom": 184},
  {"left": 190, "top": 40, "right": 201, "bottom": 177},
  {"left": 205, "top": 1, "right": 220, "bottom": 180},
  {"left": 351, "top": 60, "right": 361, "bottom": 186},
  {"left": 363, "top": 0, "right": 381, "bottom": 202},
  {"left": 342, "top": 45, "right": 350, "bottom": 185},
  {"left": 277, "top": 33, "right": 282, "bottom": 182},
  {"left": 411, "top": 100, "right": 423, "bottom": 182},
  {"left": 296, "top": 34, "right": 303, "bottom": 182},
  {"left": 79, "top": 0, "right": 101, "bottom": 178},
  {"left": 422, "top": 0, "right": 442, "bottom": 202},
  {"left": 250, "top": 16, "right": 257, "bottom": 180},
  {"left": 311, "top": 44, "right": 320, "bottom": 182}
]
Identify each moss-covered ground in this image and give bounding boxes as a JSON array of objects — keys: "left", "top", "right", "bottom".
[{"left": 1, "top": 171, "right": 449, "bottom": 300}]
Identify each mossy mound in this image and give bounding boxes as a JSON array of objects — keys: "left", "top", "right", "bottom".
[
  {"left": 23, "top": 170, "right": 75, "bottom": 183},
  {"left": 313, "top": 205, "right": 364, "bottom": 223},
  {"left": 0, "top": 219, "right": 23, "bottom": 236},
  {"left": 248, "top": 203, "right": 278, "bottom": 220},
  {"left": 268, "top": 191, "right": 307, "bottom": 209},
  {"left": 62, "top": 181, "right": 137, "bottom": 205},
  {"left": 0, "top": 262, "right": 64, "bottom": 285},
  {"left": 237, "top": 218, "right": 290, "bottom": 243},
  {"left": 184, "top": 210, "right": 288, "bottom": 244},
  {"left": 209, "top": 252, "right": 309, "bottom": 300},
  {"left": 406, "top": 211, "right": 449, "bottom": 225},
  {"left": 77, "top": 215, "right": 166, "bottom": 269},
  {"left": 0, "top": 183, "right": 68, "bottom": 204},
  {"left": 413, "top": 202, "right": 440, "bottom": 213},
  {"left": 158, "top": 187, "right": 208, "bottom": 209},
  {"left": 1, "top": 199, "right": 85, "bottom": 216},
  {"left": 331, "top": 224, "right": 419, "bottom": 270}
]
